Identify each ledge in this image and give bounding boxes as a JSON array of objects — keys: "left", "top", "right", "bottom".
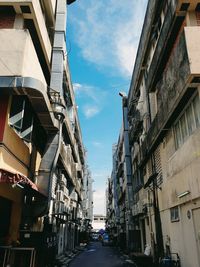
[{"left": 0, "top": 76, "right": 58, "bottom": 132}]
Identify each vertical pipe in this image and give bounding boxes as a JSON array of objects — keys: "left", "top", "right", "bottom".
[
  {"left": 144, "top": 69, "right": 164, "bottom": 262},
  {"left": 50, "top": 0, "right": 67, "bottom": 95},
  {"left": 121, "top": 96, "right": 134, "bottom": 252}
]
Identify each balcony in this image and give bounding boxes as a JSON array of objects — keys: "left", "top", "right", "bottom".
[
  {"left": 132, "top": 200, "right": 144, "bottom": 217},
  {"left": 76, "top": 163, "right": 83, "bottom": 179},
  {"left": 176, "top": 1, "right": 200, "bottom": 12},
  {"left": 129, "top": 109, "right": 143, "bottom": 144},
  {"left": 146, "top": 0, "right": 186, "bottom": 91},
  {"left": 0, "top": 0, "right": 52, "bottom": 64},
  {"left": 0, "top": 29, "right": 57, "bottom": 131},
  {"left": 63, "top": 115, "right": 74, "bottom": 145},
  {"left": 60, "top": 142, "right": 72, "bottom": 178},
  {"left": 141, "top": 27, "right": 200, "bottom": 162}
]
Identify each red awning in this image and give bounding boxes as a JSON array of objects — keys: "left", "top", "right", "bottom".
[{"left": 0, "top": 168, "right": 38, "bottom": 191}]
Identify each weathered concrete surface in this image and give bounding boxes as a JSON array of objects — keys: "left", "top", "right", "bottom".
[{"left": 69, "top": 242, "right": 132, "bottom": 267}]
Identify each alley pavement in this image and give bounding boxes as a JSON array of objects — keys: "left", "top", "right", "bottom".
[{"left": 68, "top": 241, "right": 137, "bottom": 267}]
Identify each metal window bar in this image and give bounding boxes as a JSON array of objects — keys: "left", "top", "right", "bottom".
[{"left": 2, "top": 247, "right": 36, "bottom": 267}]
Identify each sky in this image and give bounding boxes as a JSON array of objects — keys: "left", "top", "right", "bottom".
[{"left": 67, "top": 0, "right": 148, "bottom": 215}]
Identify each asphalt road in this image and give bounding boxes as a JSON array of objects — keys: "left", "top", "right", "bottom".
[{"left": 69, "top": 242, "right": 132, "bottom": 267}]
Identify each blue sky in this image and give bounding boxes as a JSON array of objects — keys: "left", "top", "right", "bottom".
[{"left": 67, "top": 0, "right": 147, "bottom": 214}]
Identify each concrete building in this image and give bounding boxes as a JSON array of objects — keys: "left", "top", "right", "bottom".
[
  {"left": 0, "top": 0, "right": 87, "bottom": 266},
  {"left": 128, "top": 0, "right": 200, "bottom": 266},
  {"left": 92, "top": 215, "right": 106, "bottom": 232},
  {"left": 109, "top": 129, "right": 129, "bottom": 250},
  {"left": 106, "top": 117, "right": 135, "bottom": 251},
  {"left": 105, "top": 177, "right": 114, "bottom": 234},
  {"left": 108, "top": 1, "right": 200, "bottom": 266},
  {"left": 81, "top": 165, "right": 93, "bottom": 237},
  {"left": 106, "top": 145, "right": 121, "bottom": 245}
]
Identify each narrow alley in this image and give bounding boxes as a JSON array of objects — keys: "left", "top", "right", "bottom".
[
  {"left": 69, "top": 242, "right": 124, "bottom": 267},
  {"left": 0, "top": 0, "right": 200, "bottom": 267},
  {"left": 69, "top": 242, "right": 135, "bottom": 267}
]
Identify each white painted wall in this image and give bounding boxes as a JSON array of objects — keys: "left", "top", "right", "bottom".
[{"left": 0, "top": 29, "right": 46, "bottom": 85}]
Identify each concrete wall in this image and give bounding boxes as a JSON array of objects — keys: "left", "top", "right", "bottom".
[
  {"left": 156, "top": 104, "right": 200, "bottom": 266},
  {"left": 1, "top": 96, "right": 30, "bottom": 175},
  {"left": 184, "top": 26, "right": 200, "bottom": 75},
  {"left": 0, "top": 29, "right": 46, "bottom": 85}
]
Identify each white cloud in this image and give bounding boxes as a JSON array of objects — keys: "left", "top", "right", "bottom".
[
  {"left": 73, "top": 83, "right": 105, "bottom": 102},
  {"left": 83, "top": 105, "right": 100, "bottom": 119},
  {"left": 73, "top": 83, "right": 82, "bottom": 92},
  {"left": 91, "top": 141, "right": 103, "bottom": 148},
  {"left": 69, "top": 0, "right": 147, "bottom": 78},
  {"left": 73, "top": 83, "right": 107, "bottom": 119}
]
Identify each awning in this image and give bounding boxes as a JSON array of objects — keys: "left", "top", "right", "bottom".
[{"left": 0, "top": 168, "right": 38, "bottom": 192}]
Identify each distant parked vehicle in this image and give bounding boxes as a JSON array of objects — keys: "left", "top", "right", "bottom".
[{"left": 102, "top": 233, "right": 110, "bottom": 246}]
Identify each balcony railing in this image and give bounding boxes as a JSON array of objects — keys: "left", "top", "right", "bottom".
[
  {"left": 146, "top": 0, "right": 186, "bottom": 91},
  {"left": 129, "top": 109, "right": 143, "bottom": 144}
]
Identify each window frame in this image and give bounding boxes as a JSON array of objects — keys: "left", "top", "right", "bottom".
[
  {"left": 174, "top": 92, "right": 200, "bottom": 149},
  {"left": 170, "top": 206, "right": 180, "bottom": 222}
]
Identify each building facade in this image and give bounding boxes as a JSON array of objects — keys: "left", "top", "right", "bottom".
[
  {"left": 108, "top": 129, "right": 130, "bottom": 250},
  {"left": 81, "top": 164, "right": 93, "bottom": 239},
  {"left": 0, "top": 0, "right": 88, "bottom": 266},
  {"left": 108, "top": 1, "right": 200, "bottom": 267},
  {"left": 92, "top": 215, "right": 106, "bottom": 232},
  {"left": 105, "top": 144, "right": 121, "bottom": 247}
]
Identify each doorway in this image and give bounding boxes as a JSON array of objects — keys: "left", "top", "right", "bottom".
[{"left": 0, "top": 196, "right": 12, "bottom": 245}]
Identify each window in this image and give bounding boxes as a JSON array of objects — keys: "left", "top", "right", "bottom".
[
  {"left": 149, "top": 91, "right": 158, "bottom": 121},
  {"left": 180, "top": 114, "right": 188, "bottom": 142},
  {"left": 170, "top": 206, "right": 179, "bottom": 222},
  {"left": 186, "top": 104, "right": 195, "bottom": 134},
  {"left": 174, "top": 93, "right": 200, "bottom": 149},
  {"left": 174, "top": 122, "right": 182, "bottom": 148},
  {"left": 9, "top": 96, "right": 33, "bottom": 143},
  {"left": 196, "top": 11, "right": 200, "bottom": 26},
  {"left": 193, "top": 95, "right": 200, "bottom": 127}
]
